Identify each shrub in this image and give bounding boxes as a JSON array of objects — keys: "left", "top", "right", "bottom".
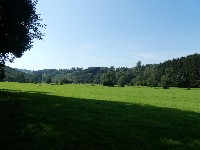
[
  {"left": 103, "top": 80, "right": 114, "bottom": 87},
  {"left": 107, "top": 81, "right": 114, "bottom": 87},
  {"left": 162, "top": 83, "right": 169, "bottom": 89},
  {"left": 103, "top": 80, "right": 108, "bottom": 86}
]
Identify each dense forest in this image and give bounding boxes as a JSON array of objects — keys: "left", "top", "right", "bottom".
[{"left": 2, "top": 53, "right": 200, "bottom": 89}]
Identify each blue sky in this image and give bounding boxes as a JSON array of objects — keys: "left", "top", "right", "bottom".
[{"left": 7, "top": 0, "right": 200, "bottom": 70}]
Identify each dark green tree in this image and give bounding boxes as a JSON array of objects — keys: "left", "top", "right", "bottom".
[
  {"left": 117, "top": 76, "right": 126, "bottom": 87},
  {"left": 0, "top": 0, "right": 45, "bottom": 78},
  {"left": 101, "top": 71, "right": 116, "bottom": 86}
]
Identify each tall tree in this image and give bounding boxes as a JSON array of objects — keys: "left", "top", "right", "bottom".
[{"left": 0, "top": 0, "right": 45, "bottom": 78}]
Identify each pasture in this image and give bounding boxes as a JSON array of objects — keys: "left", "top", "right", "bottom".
[{"left": 0, "top": 82, "right": 200, "bottom": 149}]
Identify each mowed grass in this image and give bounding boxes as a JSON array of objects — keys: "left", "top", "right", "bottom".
[
  {"left": 0, "top": 82, "right": 200, "bottom": 149},
  {"left": 1, "top": 82, "right": 200, "bottom": 112}
]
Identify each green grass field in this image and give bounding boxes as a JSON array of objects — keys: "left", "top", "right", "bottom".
[{"left": 0, "top": 82, "right": 200, "bottom": 149}]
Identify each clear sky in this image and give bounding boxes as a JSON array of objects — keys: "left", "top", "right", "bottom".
[{"left": 7, "top": 0, "right": 200, "bottom": 70}]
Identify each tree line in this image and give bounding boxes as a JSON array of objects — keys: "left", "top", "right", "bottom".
[{"left": 2, "top": 53, "right": 200, "bottom": 89}]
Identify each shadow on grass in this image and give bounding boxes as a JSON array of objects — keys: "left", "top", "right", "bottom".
[{"left": 0, "top": 90, "right": 200, "bottom": 150}]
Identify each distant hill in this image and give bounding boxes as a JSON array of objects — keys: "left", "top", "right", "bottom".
[
  {"left": 2, "top": 53, "right": 200, "bottom": 88},
  {"left": 14, "top": 68, "right": 33, "bottom": 74},
  {"left": 4, "top": 66, "right": 33, "bottom": 82}
]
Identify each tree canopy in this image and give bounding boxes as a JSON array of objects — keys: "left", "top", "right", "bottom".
[{"left": 0, "top": 0, "right": 45, "bottom": 77}]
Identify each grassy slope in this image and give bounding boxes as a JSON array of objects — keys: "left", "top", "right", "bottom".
[{"left": 0, "top": 82, "right": 200, "bottom": 149}]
